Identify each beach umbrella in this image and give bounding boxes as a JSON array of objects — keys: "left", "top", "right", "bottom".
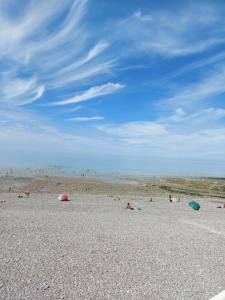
[
  {"left": 61, "top": 194, "right": 69, "bottom": 201},
  {"left": 189, "top": 201, "right": 200, "bottom": 211},
  {"left": 58, "top": 194, "right": 69, "bottom": 201}
]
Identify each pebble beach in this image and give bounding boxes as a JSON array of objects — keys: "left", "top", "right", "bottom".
[{"left": 1, "top": 176, "right": 225, "bottom": 299}]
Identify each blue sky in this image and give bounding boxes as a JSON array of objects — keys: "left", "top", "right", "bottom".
[{"left": 1, "top": 0, "right": 225, "bottom": 176}]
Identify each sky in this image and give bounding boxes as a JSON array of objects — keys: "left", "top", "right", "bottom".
[{"left": 1, "top": 0, "right": 225, "bottom": 176}]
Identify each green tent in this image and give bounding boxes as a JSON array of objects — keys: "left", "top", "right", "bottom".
[{"left": 189, "top": 201, "right": 200, "bottom": 210}]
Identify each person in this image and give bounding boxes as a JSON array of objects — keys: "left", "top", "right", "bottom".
[
  {"left": 169, "top": 195, "right": 172, "bottom": 202},
  {"left": 25, "top": 191, "right": 30, "bottom": 197},
  {"left": 8, "top": 187, "right": 12, "bottom": 192},
  {"left": 126, "top": 202, "right": 134, "bottom": 210}
]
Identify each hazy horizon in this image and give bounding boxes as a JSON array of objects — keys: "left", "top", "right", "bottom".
[{"left": 1, "top": 156, "right": 225, "bottom": 178}]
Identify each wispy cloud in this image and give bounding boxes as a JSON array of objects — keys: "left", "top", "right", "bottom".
[
  {"left": 166, "top": 51, "right": 225, "bottom": 80},
  {"left": 161, "top": 66, "right": 225, "bottom": 107},
  {"left": 69, "top": 116, "right": 104, "bottom": 122},
  {"left": 116, "top": 3, "right": 225, "bottom": 57},
  {"left": 97, "top": 122, "right": 166, "bottom": 137},
  {"left": 0, "top": 0, "right": 116, "bottom": 108},
  {"left": 1, "top": 76, "right": 45, "bottom": 106},
  {"left": 48, "top": 82, "right": 125, "bottom": 106},
  {"left": 63, "top": 106, "right": 83, "bottom": 113},
  {"left": 160, "top": 108, "right": 225, "bottom": 133}
]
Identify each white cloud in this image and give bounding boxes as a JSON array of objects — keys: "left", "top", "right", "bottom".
[
  {"left": 116, "top": 3, "right": 225, "bottom": 57},
  {"left": 2, "top": 77, "right": 35, "bottom": 99},
  {"left": 69, "top": 116, "right": 104, "bottom": 122},
  {"left": 48, "top": 59, "right": 116, "bottom": 89},
  {"left": 49, "top": 82, "right": 125, "bottom": 106},
  {"left": 96, "top": 107, "right": 225, "bottom": 158},
  {"left": 97, "top": 121, "right": 167, "bottom": 137},
  {"left": 0, "top": 1, "right": 74, "bottom": 60},
  {"left": 134, "top": 10, "right": 152, "bottom": 21},
  {"left": 160, "top": 107, "right": 225, "bottom": 126},
  {"left": 164, "top": 108, "right": 186, "bottom": 122},
  {"left": 0, "top": 75, "right": 45, "bottom": 106},
  {"left": 52, "top": 41, "right": 110, "bottom": 79},
  {"left": 63, "top": 106, "right": 83, "bottom": 113},
  {"left": 166, "top": 51, "right": 225, "bottom": 80},
  {"left": 161, "top": 66, "right": 225, "bottom": 107},
  {"left": 0, "top": 105, "right": 225, "bottom": 172},
  {"left": 0, "top": 0, "right": 115, "bottom": 108}
]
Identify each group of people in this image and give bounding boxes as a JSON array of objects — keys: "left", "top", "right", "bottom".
[
  {"left": 17, "top": 191, "right": 30, "bottom": 198},
  {"left": 8, "top": 186, "right": 30, "bottom": 197},
  {"left": 125, "top": 195, "right": 181, "bottom": 211}
]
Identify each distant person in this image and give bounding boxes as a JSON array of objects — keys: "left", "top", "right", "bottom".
[
  {"left": 8, "top": 187, "right": 12, "bottom": 192},
  {"left": 25, "top": 191, "right": 30, "bottom": 197},
  {"left": 126, "top": 202, "right": 134, "bottom": 210},
  {"left": 169, "top": 195, "right": 180, "bottom": 203}
]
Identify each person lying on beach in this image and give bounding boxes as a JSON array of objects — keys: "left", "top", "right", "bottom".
[
  {"left": 169, "top": 195, "right": 180, "bottom": 203},
  {"left": 17, "top": 194, "right": 23, "bottom": 198},
  {"left": 126, "top": 202, "right": 134, "bottom": 210}
]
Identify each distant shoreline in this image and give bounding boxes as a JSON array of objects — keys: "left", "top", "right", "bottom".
[
  {"left": 1, "top": 166, "right": 225, "bottom": 180},
  {"left": 1, "top": 173, "right": 225, "bottom": 199}
]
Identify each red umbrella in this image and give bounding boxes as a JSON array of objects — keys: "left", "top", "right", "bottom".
[{"left": 61, "top": 194, "right": 69, "bottom": 201}]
